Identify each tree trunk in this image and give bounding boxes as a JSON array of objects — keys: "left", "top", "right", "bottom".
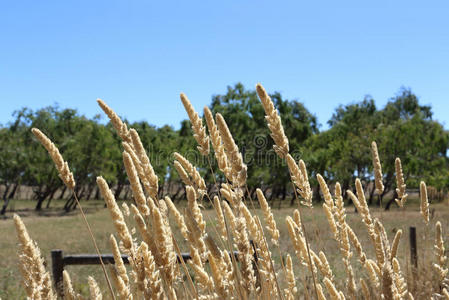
[
  {"left": 368, "top": 183, "right": 375, "bottom": 205},
  {"left": 1, "top": 183, "right": 20, "bottom": 214},
  {"left": 384, "top": 189, "right": 398, "bottom": 211},
  {"left": 8, "top": 183, "right": 19, "bottom": 200},
  {"left": 114, "top": 183, "right": 124, "bottom": 200}
]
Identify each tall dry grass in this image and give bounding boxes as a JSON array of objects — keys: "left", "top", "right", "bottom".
[{"left": 13, "top": 84, "right": 449, "bottom": 299}]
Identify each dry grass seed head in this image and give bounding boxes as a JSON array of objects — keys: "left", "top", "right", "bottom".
[
  {"left": 284, "top": 254, "right": 297, "bottom": 299},
  {"left": 420, "top": 181, "right": 430, "bottom": 225},
  {"left": 255, "top": 83, "right": 289, "bottom": 158},
  {"left": 123, "top": 151, "right": 150, "bottom": 216},
  {"left": 235, "top": 217, "right": 256, "bottom": 294},
  {"left": 204, "top": 106, "right": 229, "bottom": 174},
  {"left": 256, "top": 188, "right": 280, "bottom": 245},
  {"left": 394, "top": 157, "right": 408, "bottom": 207},
  {"left": 173, "top": 152, "right": 206, "bottom": 194},
  {"left": 390, "top": 229, "right": 402, "bottom": 260},
  {"left": 371, "top": 141, "right": 384, "bottom": 194},
  {"left": 129, "top": 129, "right": 159, "bottom": 199},
  {"left": 317, "top": 173, "right": 334, "bottom": 209},
  {"left": 213, "top": 196, "right": 228, "bottom": 241},
  {"left": 180, "top": 93, "right": 210, "bottom": 156},
  {"left": 31, "top": 128, "right": 75, "bottom": 189},
  {"left": 88, "top": 276, "right": 103, "bottom": 300},
  {"left": 63, "top": 270, "right": 78, "bottom": 300},
  {"left": 97, "top": 176, "right": 134, "bottom": 252},
  {"left": 97, "top": 99, "right": 131, "bottom": 143},
  {"left": 215, "top": 112, "right": 247, "bottom": 187},
  {"left": 286, "top": 154, "right": 312, "bottom": 207}
]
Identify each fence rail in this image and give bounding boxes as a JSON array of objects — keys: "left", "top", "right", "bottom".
[
  {"left": 51, "top": 249, "right": 239, "bottom": 297},
  {"left": 51, "top": 249, "right": 193, "bottom": 297}
]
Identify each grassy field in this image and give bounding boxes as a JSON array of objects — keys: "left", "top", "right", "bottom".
[{"left": 1, "top": 198, "right": 448, "bottom": 298}]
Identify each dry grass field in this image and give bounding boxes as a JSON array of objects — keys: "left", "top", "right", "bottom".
[
  {"left": 5, "top": 91, "right": 449, "bottom": 299},
  {"left": 2, "top": 198, "right": 448, "bottom": 299}
]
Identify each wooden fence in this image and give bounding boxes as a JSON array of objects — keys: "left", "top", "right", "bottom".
[
  {"left": 51, "top": 229, "right": 418, "bottom": 297},
  {"left": 51, "top": 250, "right": 193, "bottom": 297},
  {"left": 51, "top": 249, "right": 240, "bottom": 297}
]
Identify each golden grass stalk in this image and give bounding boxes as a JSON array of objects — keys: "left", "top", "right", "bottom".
[
  {"left": 173, "top": 152, "right": 207, "bottom": 195},
  {"left": 286, "top": 154, "right": 312, "bottom": 207},
  {"left": 434, "top": 221, "right": 448, "bottom": 281},
  {"left": 123, "top": 151, "right": 150, "bottom": 216},
  {"left": 180, "top": 93, "right": 210, "bottom": 156},
  {"left": 134, "top": 242, "right": 148, "bottom": 295},
  {"left": 323, "top": 277, "right": 342, "bottom": 300},
  {"left": 88, "top": 276, "right": 103, "bottom": 300},
  {"left": 373, "top": 219, "right": 386, "bottom": 268},
  {"left": 183, "top": 204, "right": 208, "bottom": 262},
  {"left": 420, "top": 181, "right": 430, "bottom": 225},
  {"left": 121, "top": 202, "right": 130, "bottom": 217},
  {"left": 394, "top": 157, "right": 408, "bottom": 207},
  {"left": 152, "top": 207, "right": 177, "bottom": 285},
  {"left": 165, "top": 196, "right": 188, "bottom": 240},
  {"left": 365, "top": 259, "right": 380, "bottom": 288},
  {"left": 284, "top": 254, "right": 297, "bottom": 300},
  {"left": 173, "top": 160, "right": 192, "bottom": 186},
  {"left": 186, "top": 185, "right": 206, "bottom": 233},
  {"left": 255, "top": 83, "right": 289, "bottom": 158},
  {"left": 390, "top": 229, "right": 402, "bottom": 261},
  {"left": 392, "top": 258, "right": 408, "bottom": 299},
  {"left": 235, "top": 217, "right": 256, "bottom": 295},
  {"left": 142, "top": 242, "right": 164, "bottom": 300},
  {"left": 334, "top": 183, "right": 350, "bottom": 259},
  {"left": 329, "top": 183, "right": 356, "bottom": 298},
  {"left": 442, "top": 288, "right": 449, "bottom": 299},
  {"left": 286, "top": 216, "right": 316, "bottom": 276},
  {"left": 253, "top": 216, "right": 281, "bottom": 298},
  {"left": 97, "top": 176, "right": 134, "bottom": 253},
  {"left": 129, "top": 129, "right": 159, "bottom": 199},
  {"left": 316, "top": 283, "right": 327, "bottom": 300},
  {"left": 213, "top": 196, "right": 228, "bottom": 241},
  {"left": 256, "top": 188, "right": 280, "bottom": 245},
  {"left": 346, "top": 224, "right": 366, "bottom": 265},
  {"left": 97, "top": 99, "right": 131, "bottom": 143},
  {"left": 208, "top": 253, "right": 228, "bottom": 298},
  {"left": 14, "top": 214, "right": 55, "bottom": 299},
  {"left": 222, "top": 199, "right": 237, "bottom": 231},
  {"left": 347, "top": 179, "right": 377, "bottom": 248},
  {"left": 324, "top": 203, "right": 338, "bottom": 238},
  {"left": 220, "top": 182, "right": 242, "bottom": 208},
  {"left": 360, "top": 278, "right": 371, "bottom": 300},
  {"left": 216, "top": 112, "right": 247, "bottom": 187},
  {"left": 130, "top": 204, "right": 160, "bottom": 266},
  {"left": 63, "top": 270, "right": 78, "bottom": 300},
  {"left": 204, "top": 106, "right": 230, "bottom": 176},
  {"left": 318, "top": 251, "right": 334, "bottom": 282},
  {"left": 381, "top": 262, "right": 395, "bottom": 300},
  {"left": 371, "top": 141, "right": 384, "bottom": 195},
  {"left": 293, "top": 209, "right": 303, "bottom": 234},
  {"left": 31, "top": 128, "right": 75, "bottom": 189},
  {"left": 204, "top": 237, "right": 230, "bottom": 298},
  {"left": 317, "top": 174, "right": 334, "bottom": 209},
  {"left": 240, "top": 202, "right": 262, "bottom": 242},
  {"left": 109, "top": 235, "right": 130, "bottom": 288}
]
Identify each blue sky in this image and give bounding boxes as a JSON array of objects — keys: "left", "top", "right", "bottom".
[{"left": 1, "top": 0, "right": 448, "bottom": 130}]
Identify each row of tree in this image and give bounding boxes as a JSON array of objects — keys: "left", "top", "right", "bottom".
[{"left": 1, "top": 83, "right": 448, "bottom": 213}]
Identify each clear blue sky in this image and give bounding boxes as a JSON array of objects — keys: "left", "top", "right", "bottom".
[{"left": 1, "top": 0, "right": 448, "bottom": 130}]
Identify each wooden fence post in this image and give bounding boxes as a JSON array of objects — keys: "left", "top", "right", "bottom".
[
  {"left": 409, "top": 226, "right": 418, "bottom": 268},
  {"left": 51, "top": 249, "right": 64, "bottom": 298}
]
